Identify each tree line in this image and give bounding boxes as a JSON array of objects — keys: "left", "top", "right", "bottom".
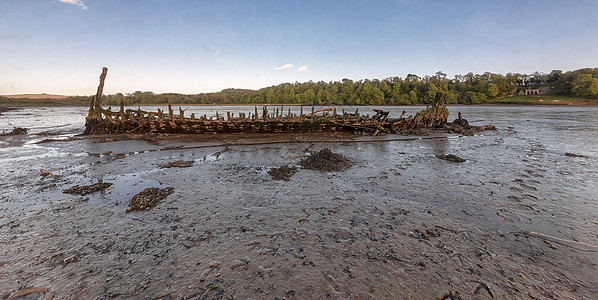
[{"left": 72, "top": 68, "right": 598, "bottom": 106}]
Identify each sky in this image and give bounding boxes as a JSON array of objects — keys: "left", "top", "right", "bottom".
[{"left": 1, "top": 0, "right": 597, "bottom": 95}]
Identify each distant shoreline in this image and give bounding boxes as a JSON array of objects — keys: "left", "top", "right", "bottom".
[{"left": 2, "top": 102, "right": 598, "bottom": 108}]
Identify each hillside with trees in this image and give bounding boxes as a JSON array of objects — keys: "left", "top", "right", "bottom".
[{"left": 3, "top": 68, "right": 598, "bottom": 106}]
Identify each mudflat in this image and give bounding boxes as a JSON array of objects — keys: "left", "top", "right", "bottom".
[{"left": 1, "top": 131, "right": 597, "bottom": 299}]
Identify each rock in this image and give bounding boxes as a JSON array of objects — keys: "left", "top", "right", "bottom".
[{"left": 436, "top": 154, "right": 466, "bottom": 163}]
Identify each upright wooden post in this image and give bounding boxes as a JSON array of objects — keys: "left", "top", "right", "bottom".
[{"left": 95, "top": 67, "right": 108, "bottom": 108}]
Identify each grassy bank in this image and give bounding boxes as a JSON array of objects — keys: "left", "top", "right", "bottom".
[{"left": 487, "top": 95, "right": 597, "bottom": 105}]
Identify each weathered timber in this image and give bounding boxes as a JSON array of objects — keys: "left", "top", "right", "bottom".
[
  {"left": 95, "top": 67, "right": 108, "bottom": 107},
  {"left": 83, "top": 67, "right": 495, "bottom": 136}
]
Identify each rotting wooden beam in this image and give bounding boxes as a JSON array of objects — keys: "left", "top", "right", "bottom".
[{"left": 95, "top": 67, "right": 108, "bottom": 108}]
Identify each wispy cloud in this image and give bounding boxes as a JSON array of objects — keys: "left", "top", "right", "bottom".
[
  {"left": 297, "top": 66, "right": 308, "bottom": 73},
  {"left": 275, "top": 63, "right": 293, "bottom": 70},
  {"left": 215, "top": 50, "right": 222, "bottom": 55},
  {"left": 60, "top": 0, "right": 87, "bottom": 10}
]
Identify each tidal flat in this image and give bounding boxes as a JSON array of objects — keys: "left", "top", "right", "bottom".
[{"left": 1, "top": 106, "right": 597, "bottom": 299}]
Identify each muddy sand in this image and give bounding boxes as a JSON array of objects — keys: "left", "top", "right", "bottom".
[{"left": 1, "top": 132, "right": 597, "bottom": 299}]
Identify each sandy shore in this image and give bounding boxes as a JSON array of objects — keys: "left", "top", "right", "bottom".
[{"left": 1, "top": 132, "right": 597, "bottom": 299}]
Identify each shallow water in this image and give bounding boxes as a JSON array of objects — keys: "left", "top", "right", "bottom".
[{"left": 1, "top": 105, "right": 597, "bottom": 298}]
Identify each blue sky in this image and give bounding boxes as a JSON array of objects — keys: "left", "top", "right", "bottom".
[{"left": 1, "top": 0, "right": 597, "bottom": 95}]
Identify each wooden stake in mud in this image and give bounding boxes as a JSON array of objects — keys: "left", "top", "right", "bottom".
[{"left": 95, "top": 67, "right": 108, "bottom": 108}]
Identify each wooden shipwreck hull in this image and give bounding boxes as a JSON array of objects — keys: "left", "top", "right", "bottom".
[
  {"left": 84, "top": 103, "right": 428, "bottom": 136},
  {"left": 83, "top": 67, "right": 493, "bottom": 136}
]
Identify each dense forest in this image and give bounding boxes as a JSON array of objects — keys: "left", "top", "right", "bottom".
[{"left": 3, "top": 68, "right": 598, "bottom": 106}]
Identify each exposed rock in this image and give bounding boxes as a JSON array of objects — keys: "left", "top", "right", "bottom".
[{"left": 436, "top": 154, "right": 466, "bottom": 163}]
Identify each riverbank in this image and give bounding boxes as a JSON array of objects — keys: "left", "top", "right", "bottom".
[{"left": 2, "top": 95, "right": 597, "bottom": 107}]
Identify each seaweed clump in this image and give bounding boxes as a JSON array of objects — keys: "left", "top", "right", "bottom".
[
  {"left": 299, "top": 148, "right": 352, "bottom": 172},
  {"left": 268, "top": 165, "right": 298, "bottom": 181},
  {"left": 126, "top": 187, "right": 174, "bottom": 213},
  {"left": 160, "top": 160, "right": 194, "bottom": 168},
  {"left": 63, "top": 181, "right": 113, "bottom": 195},
  {"left": 0, "top": 127, "right": 28, "bottom": 136}
]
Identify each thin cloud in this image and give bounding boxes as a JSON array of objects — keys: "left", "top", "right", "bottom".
[
  {"left": 60, "top": 0, "right": 88, "bottom": 10},
  {"left": 297, "top": 66, "right": 308, "bottom": 73},
  {"left": 215, "top": 50, "right": 222, "bottom": 55},
  {"left": 275, "top": 63, "right": 293, "bottom": 70}
]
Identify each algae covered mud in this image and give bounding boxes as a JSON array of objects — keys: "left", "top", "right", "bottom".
[{"left": 1, "top": 105, "right": 597, "bottom": 298}]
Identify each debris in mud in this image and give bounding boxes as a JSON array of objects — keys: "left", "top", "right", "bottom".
[
  {"left": 160, "top": 160, "right": 194, "bottom": 168},
  {"left": 299, "top": 148, "right": 352, "bottom": 172},
  {"left": 565, "top": 152, "right": 586, "bottom": 158},
  {"left": 160, "top": 145, "right": 184, "bottom": 151},
  {"left": 63, "top": 180, "right": 113, "bottom": 196},
  {"left": 394, "top": 128, "right": 430, "bottom": 136},
  {"left": 408, "top": 229, "right": 440, "bottom": 240},
  {"left": 268, "top": 165, "right": 298, "bottom": 181},
  {"left": 441, "top": 291, "right": 464, "bottom": 300},
  {"left": 6, "top": 287, "right": 53, "bottom": 300},
  {"left": 126, "top": 187, "right": 174, "bottom": 213},
  {"left": 93, "top": 134, "right": 161, "bottom": 145},
  {"left": 40, "top": 169, "right": 59, "bottom": 179},
  {"left": 474, "top": 282, "right": 494, "bottom": 299},
  {"left": 0, "top": 127, "right": 28, "bottom": 136},
  {"left": 35, "top": 137, "right": 81, "bottom": 144},
  {"left": 436, "top": 154, "right": 466, "bottom": 163}
]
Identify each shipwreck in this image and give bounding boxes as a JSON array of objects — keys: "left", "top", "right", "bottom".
[{"left": 84, "top": 67, "right": 494, "bottom": 136}]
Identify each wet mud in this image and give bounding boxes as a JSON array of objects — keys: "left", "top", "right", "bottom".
[{"left": 1, "top": 106, "right": 598, "bottom": 299}]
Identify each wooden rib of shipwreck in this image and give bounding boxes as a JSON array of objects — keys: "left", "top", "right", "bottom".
[{"left": 84, "top": 67, "right": 495, "bottom": 136}]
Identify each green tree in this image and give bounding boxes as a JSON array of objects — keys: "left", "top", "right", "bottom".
[{"left": 572, "top": 74, "right": 598, "bottom": 97}]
